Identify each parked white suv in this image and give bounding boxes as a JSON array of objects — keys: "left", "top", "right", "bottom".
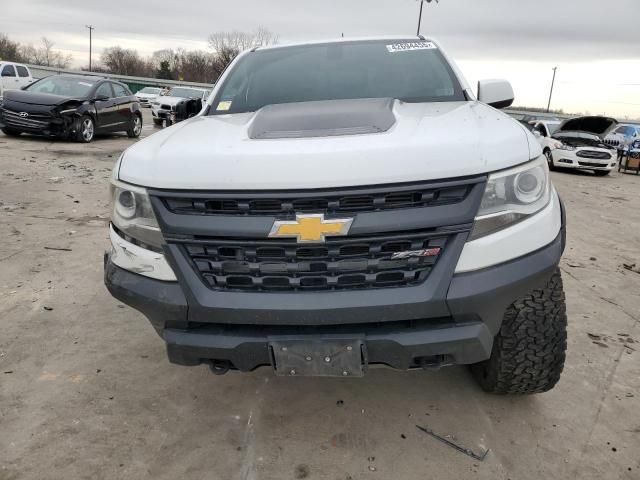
[
  {"left": 105, "top": 37, "right": 567, "bottom": 394},
  {"left": 0, "top": 62, "right": 33, "bottom": 100},
  {"left": 135, "top": 86, "right": 162, "bottom": 107}
]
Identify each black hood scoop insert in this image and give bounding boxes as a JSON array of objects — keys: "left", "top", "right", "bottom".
[{"left": 248, "top": 98, "right": 396, "bottom": 140}]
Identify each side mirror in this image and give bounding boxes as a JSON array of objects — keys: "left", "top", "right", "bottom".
[{"left": 477, "top": 79, "right": 514, "bottom": 109}]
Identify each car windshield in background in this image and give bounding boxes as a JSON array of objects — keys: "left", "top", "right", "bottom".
[
  {"left": 26, "top": 76, "right": 96, "bottom": 97},
  {"left": 209, "top": 39, "right": 465, "bottom": 115},
  {"left": 139, "top": 87, "right": 161, "bottom": 94},
  {"left": 170, "top": 88, "right": 203, "bottom": 98},
  {"left": 547, "top": 123, "right": 561, "bottom": 135}
]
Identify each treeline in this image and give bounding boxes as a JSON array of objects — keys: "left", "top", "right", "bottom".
[
  {"left": 0, "top": 27, "right": 278, "bottom": 84},
  {"left": 100, "top": 27, "right": 277, "bottom": 83},
  {"left": 0, "top": 33, "right": 72, "bottom": 68}
]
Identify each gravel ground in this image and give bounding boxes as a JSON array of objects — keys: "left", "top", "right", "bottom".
[{"left": 1, "top": 109, "right": 639, "bottom": 480}]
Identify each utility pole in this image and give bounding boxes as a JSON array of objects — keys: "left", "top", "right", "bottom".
[
  {"left": 547, "top": 66, "right": 557, "bottom": 113},
  {"left": 86, "top": 25, "right": 95, "bottom": 71},
  {"left": 417, "top": 0, "right": 438, "bottom": 36}
]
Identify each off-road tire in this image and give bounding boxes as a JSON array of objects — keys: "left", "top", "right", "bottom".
[
  {"left": 470, "top": 268, "right": 567, "bottom": 394},
  {"left": 593, "top": 170, "right": 610, "bottom": 177},
  {"left": 1, "top": 127, "right": 22, "bottom": 137}
]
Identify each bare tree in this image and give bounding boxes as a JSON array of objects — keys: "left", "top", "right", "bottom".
[
  {"left": 101, "top": 46, "right": 152, "bottom": 76},
  {"left": 20, "top": 37, "right": 72, "bottom": 68},
  {"left": 0, "top": 33, "right": 25, "bottom": 62},
  {"left": 207, "top": 27, "right": 278, "bottom": 76},
  {"left": 208, "top": 26, "right": 278, "bottom": 54}
]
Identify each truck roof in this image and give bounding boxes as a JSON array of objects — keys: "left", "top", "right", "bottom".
[{"left": 253, "top": 35, "right": 431, "bottom": 52}]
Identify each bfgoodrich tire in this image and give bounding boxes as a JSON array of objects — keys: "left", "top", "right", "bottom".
[{"left": 470, "top": 268, "right": 567, "bottom": 394}]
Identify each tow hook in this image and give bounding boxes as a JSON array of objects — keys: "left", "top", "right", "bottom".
[{"left": 208, "top": 359, "right": 231, "bottom": 375}]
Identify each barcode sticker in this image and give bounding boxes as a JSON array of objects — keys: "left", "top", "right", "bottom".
[{"left": 386, "top": 42, "right": 437, "bottom": 53}]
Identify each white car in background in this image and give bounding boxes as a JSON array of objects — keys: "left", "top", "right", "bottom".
[
  {"left": 151, "top": 86, "right": 210, "bottom": 126},
  {"left": 0, "top": 61, "right": 33, "bottom": 101},
  {"left": 135, "top": 86, "right": 162, "bottom": 107},
  {"left": 547, "top": 116, "right": 618, "bottom": 176},
  {"left": 531, "top": 120, "right": 562, "bottom": 165}
]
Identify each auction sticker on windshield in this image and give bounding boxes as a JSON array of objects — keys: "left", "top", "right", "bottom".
[
  {"left": 386, "top": 41, "right": 437, "bottom": 53},
  {"left": 217, "top": 101, "right": 232, "bottom": 111}
]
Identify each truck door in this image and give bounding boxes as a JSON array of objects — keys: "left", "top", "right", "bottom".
[
  {"left": 1, "top": 64, "right": 20, "bottom": 93},
  {"left": 15, "top": 65, "right": 32, "bottom": 88}
]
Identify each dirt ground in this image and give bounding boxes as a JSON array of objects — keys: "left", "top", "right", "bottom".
[{"left": 1, "top": 109, "right": 639, "bottom": 480}]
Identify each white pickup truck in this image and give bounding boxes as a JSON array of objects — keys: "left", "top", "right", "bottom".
[
  {"left": 105, "top": 37, "right": 567, "bottom": 394},
  {"left": 0, "top": 61, "right": 33, "bottom": 100}
]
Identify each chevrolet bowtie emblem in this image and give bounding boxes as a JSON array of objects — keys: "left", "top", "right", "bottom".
[{"left": 269, "top": 214, "right": 353, "bottom": 243}]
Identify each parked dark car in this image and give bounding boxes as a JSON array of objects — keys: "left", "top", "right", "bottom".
[{"left": 0, "top": 75, "right": 142, "bottom": 142}]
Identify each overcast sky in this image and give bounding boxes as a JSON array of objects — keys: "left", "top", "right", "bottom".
[{"left": 4, "top": 0, "right": 640, "bottom": 118}]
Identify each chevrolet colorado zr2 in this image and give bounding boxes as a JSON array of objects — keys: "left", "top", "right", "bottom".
[{"left": 105, "top": 37, "right": 567, "bottom": 394}]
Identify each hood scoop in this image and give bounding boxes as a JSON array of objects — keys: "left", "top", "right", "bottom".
[{"left": 248, "top": 98, "right": 396, "bottom": 139}]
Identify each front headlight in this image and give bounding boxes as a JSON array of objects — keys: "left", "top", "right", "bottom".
[
  {"left": 557, "top": 143, "right": 576, "bottom": 151},
  {"left": 469, "top": 156, "right": 551, "bottom": 240},
  {"left": 110, "top": 179, "right": 164, "bottom": 250}
]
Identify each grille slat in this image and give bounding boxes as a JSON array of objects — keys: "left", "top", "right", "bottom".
[
  {"left": 163, "top": 183, "right": 471, "bottom": 216},
  {"left": 185, "top": 232, "right": 447, "bottom": 292}
]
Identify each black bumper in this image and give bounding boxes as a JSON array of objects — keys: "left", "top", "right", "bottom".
[
  {"left": 0, "top": 114, "right": 72, "bottom": 137},
  {"left": 104, "top": 224, "right": 565, "bottom": 371}
]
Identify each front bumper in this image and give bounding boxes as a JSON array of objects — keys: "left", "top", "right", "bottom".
[
  {"left": 105, "top": 214, "right": 566, "bottom": 371},
  {"left": 552, "top": 149, "right": 617, "bottom": 171},
  {"left": 0, "top": 109, "right": 74, "bottom": 137}
]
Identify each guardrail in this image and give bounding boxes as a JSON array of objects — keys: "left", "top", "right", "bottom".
[{"left": 26, "top": 64, "right": 214, "bottom": 93}]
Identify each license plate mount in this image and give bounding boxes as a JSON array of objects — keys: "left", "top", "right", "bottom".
[{"left": 269, "top": 337, "right": 366, "bottom": 377}]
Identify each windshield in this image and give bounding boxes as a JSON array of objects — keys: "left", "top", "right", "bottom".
[
  {"left": 139, "top": 87, "right": 161, "bottom": 94},
  {"left": 209, "top": 39, "right": 465, "bottom": 115},
  {"left": 547, "top": 123, "right": 561, "bottom": 135},
  {"left": 170, "top": 88, "right": 204, "bottom": 98},
  {"left": 25, "top": 76, "right": 96, "bottom": 97}
]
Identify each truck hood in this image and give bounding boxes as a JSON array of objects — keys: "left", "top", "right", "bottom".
[
  {"left": 556, "top": 116, "right": 618, "bottom": 140},
  {"left": 119, "top": 100, "right": 536, "bottom": 190}
]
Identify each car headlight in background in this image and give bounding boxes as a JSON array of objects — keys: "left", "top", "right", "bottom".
[
  {"left": 557, "top": 143, "right": 576, "bottom": 151},
  {"left": 469, "top": 156, "right": 551, "bottom": 240},
  {"left": 110, "top": 180, "right": 163, "bottom": 251}
]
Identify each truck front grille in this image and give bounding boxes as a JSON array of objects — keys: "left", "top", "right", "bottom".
[
  {"left": 182, "top": 231, "right": 449, "bottom": 291},
  {"left": 162, "top": 183, "right": 471, "bottom": 216}
]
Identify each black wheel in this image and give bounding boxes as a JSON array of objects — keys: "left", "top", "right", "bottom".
[
  {"left": 153, "top": 118, "right": 163, "bottom": 127},
  {"left": 75, "top": 115, "right": 95, "bottom": 143},
  {"left": 470, "top": 269, "right": 567, "bottom": 394},
  {"left": 127, "top": 114, "right": 142, "bottom": 138},
  {"left": 593, "top": 170, "right": 610, "bottom": 177},
  {"left": 544, "top": 149, "right": 556, "bottom": 171},
  {"left": 1, "top": 127, "right": 22, "bottom": 137}
]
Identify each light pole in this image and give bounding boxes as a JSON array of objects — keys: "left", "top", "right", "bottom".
[
  {"left": 86, "top": 25, "right": 95, "bottom": 71},
  {"left": 417, "top": 0, "right": 439, "bottom": 36},
  {"left": 547, "top": 66, "right": 557, "bottom": 113}
]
